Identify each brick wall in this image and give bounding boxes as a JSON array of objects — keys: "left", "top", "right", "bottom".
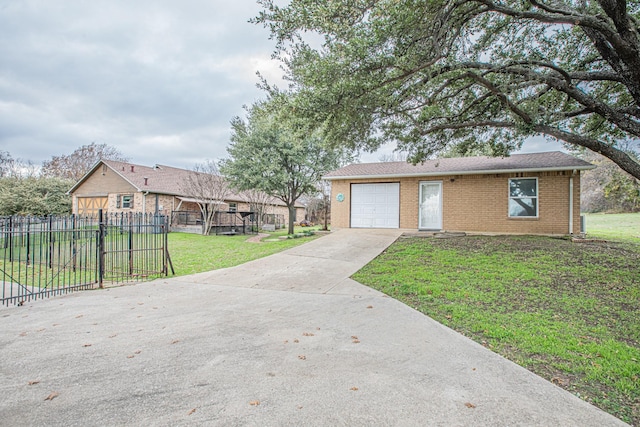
[
  {"left": 330, "top": 171, "right": 583, "bottom": 235},
  {"left": 72, "top": 166, "right": 136, "bottom": 215}
]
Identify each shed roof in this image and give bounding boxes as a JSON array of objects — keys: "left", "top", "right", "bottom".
[{"left": 323, "top": 151, "right": 594, "bottom": 180}]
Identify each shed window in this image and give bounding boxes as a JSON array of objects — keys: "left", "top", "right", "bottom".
[
  {"left": 508, "top": 178, "right": 537, "bottom": 217},
  {"left": 229, "top": 202, "right": 237, "bottom": 213}
]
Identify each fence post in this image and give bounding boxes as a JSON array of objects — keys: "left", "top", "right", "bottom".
[
  {"left": 128, "top": 214, "right": 133, "bottom": 275},
  {"left": 98, "top": 209, "right": 105, "bottom": 289},
  {"left": 7, "top": 216, "right": 13, "bottom": 261},
  {"left": 48, "top": 216, "right": 54, "bottom": 269},
  {"left": 71, "top": 215, "right": 77, "bottom": 272},
  {"left": 25, "top": 217, "right": 31, "bottom": 265}
]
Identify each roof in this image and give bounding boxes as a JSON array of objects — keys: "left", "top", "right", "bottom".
[
  {"left": 323, "top": 151, "right": 595, "bottom": 180},
  {"left": 69, "top": 160, "right": 304, "bottom": 208}
]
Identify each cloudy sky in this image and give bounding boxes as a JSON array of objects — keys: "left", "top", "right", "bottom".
[{"left": 0, "top": 1, "right": 561, "bottom": 170}]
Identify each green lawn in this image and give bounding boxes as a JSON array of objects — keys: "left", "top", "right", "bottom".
[
  {"left": 353, "top": 225, "right": 640, "bottom": 425},
  {"left": 167, "top": 227, "right": 321, "bottom": 276},
  {"left": 584, "top": 212, "right": 640, "bottom": 243}
]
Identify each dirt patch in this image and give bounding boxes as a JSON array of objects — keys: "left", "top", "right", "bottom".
[{"left": 245, "top": 233, "right": 270, "bottom": 243}]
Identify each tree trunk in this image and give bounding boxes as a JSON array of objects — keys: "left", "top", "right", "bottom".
[
  {"left": 323, "top": 194, "right": 329, "bottom": 231},
  {"left": 288, "top": 204, "right": 296, "bottom": 235}
]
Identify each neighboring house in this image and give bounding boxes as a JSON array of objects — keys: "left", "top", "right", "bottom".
[
  {"left": 68, "top": 160, "right": 305, "bottom": 230},
  {"left": 323, "top": 151, "right": 595, "bottom": 235}
]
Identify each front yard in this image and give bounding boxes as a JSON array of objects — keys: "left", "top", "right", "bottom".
[
  {"left": 353, "top": 220, "right": 639, "bottom": 425},
  {"left": 168, "top": 227, "right": 321, "bottom": 276}
]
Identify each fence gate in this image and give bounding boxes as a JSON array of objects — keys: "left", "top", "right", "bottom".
[{"left": 1, "top": 211, "right": 173, "bottom": 307}]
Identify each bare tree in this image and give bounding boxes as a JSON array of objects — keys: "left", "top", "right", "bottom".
[
  {"left": 42, "top": 142, "right": 128, "bottom": 181},
  {"left": 0, "top": 151, "right": 15, "bottom": 177},
  {"left": 580, "top": 149, "right": 640, "bottom": 213},
  {"left": 241, "top": 188, "right": 274, "bottom": 230},
  {"left": 0, "top": 151, "right": 39, "bottom": 178},
  {"left": 317, "top": 180, "right": 331, "bottom": 231},
  {"left": 378, "top": 151, "right": 409, "bottom": 163},
  {"left": 180, "top": 160, "right": 231, "bottom": 235}
]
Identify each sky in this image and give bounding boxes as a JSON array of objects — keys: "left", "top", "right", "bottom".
[{"left": 0, "top": 0, "right": 562, "bottom": 171}]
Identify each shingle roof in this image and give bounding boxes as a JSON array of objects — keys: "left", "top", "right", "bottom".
[
  {"left": 102, "top": 160, "right": 192, "bottom": 195},
  {"left": 70, "top": 160, "right": 304, "bottom": 208},
  {"left": 323, "top": 151, "right": 594, "bottom": 180}
]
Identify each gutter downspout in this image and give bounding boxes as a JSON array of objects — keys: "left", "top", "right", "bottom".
[
  {"left": 142, "top": 191, "right": 149, "bottom": 214},
  {"left": 569, "top": 170, "right": 575, "bottom": 235}
]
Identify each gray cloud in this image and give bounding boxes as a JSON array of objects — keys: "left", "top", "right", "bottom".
[
  {"left": 0, "top": 1, "right": 571, "bottom": 171},
  {"left": 0, "top": 0, "right": 283, "bottom": 169}
]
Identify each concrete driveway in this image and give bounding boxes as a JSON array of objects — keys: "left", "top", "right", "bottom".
[{"left": 0, "top": 229, "right": 627, "bottom": 426}]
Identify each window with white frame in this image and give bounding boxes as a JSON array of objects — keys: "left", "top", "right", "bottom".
[
  {"left": 228, "top": 202, "right": 237, "bottom": 213},
  {"left": 508, "top": 178, "right": 538, "bottom": 217}
]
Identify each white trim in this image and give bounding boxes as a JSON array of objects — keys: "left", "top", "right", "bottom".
[
  {"left": 323, "top": 165, "right": 595, "bottom": 181},
  {"left": 508, "top": 177, "right": 538, "bottom": 218},
  {"left": 418, "top": 181, "right": 443, "bottom": 230}
]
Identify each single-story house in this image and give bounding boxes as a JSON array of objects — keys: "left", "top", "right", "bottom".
[
  {"left": 323, "top": 151, "right": 595, "bottom": 235},
  {"left": 68, "top": 160, "right": 305, "bottom": 230}
]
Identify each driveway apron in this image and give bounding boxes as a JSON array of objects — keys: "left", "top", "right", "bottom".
[{"left": 0, "top": 229, "right": 627, "bottom": 426}]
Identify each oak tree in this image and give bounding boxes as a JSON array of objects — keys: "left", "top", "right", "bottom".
[
  {"left": 222, "top": 96, "right": 347, "bottom": 234},
  {"left": 256, "top": 0, "right": 640, "bottom": 179}
]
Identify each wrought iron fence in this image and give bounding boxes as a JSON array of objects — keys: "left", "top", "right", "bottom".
[
  {"left": 214, "top": 211, "right": 258, "bottom": 235},
  {"left": 1, "top": 211, "right": 172, "bottom": 307}
]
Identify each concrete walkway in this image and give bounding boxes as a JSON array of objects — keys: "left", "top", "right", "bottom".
[{"left": 0, "top": 229, "right": 627, "bottom": 426}]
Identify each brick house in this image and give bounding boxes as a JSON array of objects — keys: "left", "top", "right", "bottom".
[
  {"left": 323, "top": 151, "right": 595, "bottom": 235},
  {"left": 68, "top": 160, "right": 305, "bottom": 229}
]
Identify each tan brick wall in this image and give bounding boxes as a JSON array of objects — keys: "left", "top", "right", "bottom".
[
  {"left": 330, "top": 171, "right": 583, "bottom": 235},
  {"left": 72, "top": 166, "right": 137, "bottom": 215},
  {"left": 331, "top": 181, "right": 353, "bottom": 228},
  {"left": 270, "top": 205, "right": 305, "bottom": 224},
  {"left": 211, "top": 204, "right": 302, "bottom": 227},
  {"left": 74, "top": 168, "right": 135, "bottom": 196}
]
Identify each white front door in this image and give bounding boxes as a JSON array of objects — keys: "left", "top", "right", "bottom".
[{"left": 419, "top": 181, "right": 443, "bottom": 230}]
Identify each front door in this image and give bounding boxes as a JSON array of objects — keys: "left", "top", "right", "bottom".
[{"left": 419, "top": 181, "right": 442, "bottom": 230}]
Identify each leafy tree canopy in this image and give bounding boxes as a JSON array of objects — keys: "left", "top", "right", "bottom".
[
  {"left": 256, "top": 0, "right": 640, "bottom": 179},
  {"left": 221, "top": 95, "right": 350, "bottom": 234},
  {"left": 0, "top": 177, "right": 73, "bottom": 216},
  {"left": 42, "top": 142, "right": 128, "bottom": 181}
]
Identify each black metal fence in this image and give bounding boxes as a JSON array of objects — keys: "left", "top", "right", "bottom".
[
  {"left": 261, "top": 213, "right": 286, "bottom": 230},
  {"left": 172, "top": 210, "right": 201, "bottom": 227},
  {"left": 214, "top": 211, "right": 258, "bottom": 235},
  {"left": 1, "top": 211, "right": 172, "bottom": 307}
]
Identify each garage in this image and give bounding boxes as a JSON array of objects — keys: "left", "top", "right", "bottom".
[
  {"left": 77, "top": 196, "right": 108, "bottom": 217},
  {"left": 350, "top": 183, "right": 400, "bottom": 228}
]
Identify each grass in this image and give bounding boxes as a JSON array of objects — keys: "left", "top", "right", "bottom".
[
  {"left": 584, "top": 212, "right": 640, "bottom": 243},
  {"left": 353, "top": 223, "right": 640, "bottom": 425},
  {"left": 168, "top": 226, "right": 322, "bottom": 276}
]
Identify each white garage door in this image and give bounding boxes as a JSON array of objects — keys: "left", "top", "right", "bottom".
[{"left": 351, "top": 183, "right": 400, "bottom": 228}]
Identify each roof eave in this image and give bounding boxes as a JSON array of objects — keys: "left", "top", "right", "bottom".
[{"left": 323, "top": 164, "right": 596, "bottom": 181}]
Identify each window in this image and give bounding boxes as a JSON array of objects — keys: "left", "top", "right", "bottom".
[
  {"left": 122, "top": 195, "right": 133, "bottom": 209},
  {"left": 508, "top": 178, "right": 537, "bottom": 217},
  {"left": 117, "top": 194, "right": 134, "bottom": 209},
  {"left": 228, "top": 202, "right": 237, "bottom": 213}
]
